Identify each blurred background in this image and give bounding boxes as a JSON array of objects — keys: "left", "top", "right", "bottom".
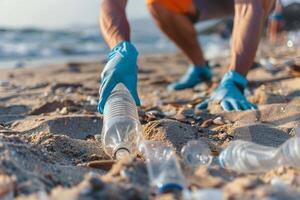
[{"left": 0, "top": 0, "right": 299, "bottom": 67}]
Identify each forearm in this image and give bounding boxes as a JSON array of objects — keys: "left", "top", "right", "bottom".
[
  {"left": 100, "top": 0, "right": 130, "bottom": 49},
  {"left": 230, "top": 0, "right": 274, "bottom": 76}
]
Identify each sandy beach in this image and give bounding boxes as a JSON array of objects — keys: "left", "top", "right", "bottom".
[{"left": 0, "top": 38, "right": 300, "bottom": 199}]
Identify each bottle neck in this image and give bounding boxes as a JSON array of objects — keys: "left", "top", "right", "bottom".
[{"left": 114, "top": 147, "right": 130, "bottom": 160}]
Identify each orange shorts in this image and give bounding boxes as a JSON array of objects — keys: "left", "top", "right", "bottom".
[{"left": 146, "top": 0, "right": 193, "bottom": 13}]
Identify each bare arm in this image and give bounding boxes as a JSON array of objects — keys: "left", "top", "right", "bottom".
[
  {"left": 229, "top": 0, "right": 275, "bottom": 76},
  {"left": 100, "top": 0, "right": 130, "bottom": 49}
]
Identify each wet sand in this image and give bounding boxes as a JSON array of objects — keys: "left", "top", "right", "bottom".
[{"left": 0, "top": 40, "right": 300, "bottom": 199}]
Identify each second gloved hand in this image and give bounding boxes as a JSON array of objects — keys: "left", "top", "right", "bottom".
[
  {"left": 98, "top": 41, "right": 140, "bottom": 113},
  {"left": 196, "top": 71, "right": 257, "bottom": 112},
  {"left": 168, "top": 64, "right": 212, "bottom": 91}
]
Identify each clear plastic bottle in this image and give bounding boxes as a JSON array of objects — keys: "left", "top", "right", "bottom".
[
  {"left": 139, "top": 141, "right": 187, "bottom": 193},
  {"left": 219, "top": 126, "right": 300, "bottom": 173},
  {"left": 102, "top": 83, "right": 142, "bottom": 160},
  {"left": 218, "top": 140, "right": 279, "bottom": 173},
  {"left": 295, "top": 125, "right": 300, "bottom": 137},
  {"left": 181, "top": 140, "right": 213, "bottom": 168},
  {"left": 286, "top": 31, "right": 300, "bottom": 49},
  {"left": 278, "top": 134, "right": 300, "bottom": 168}
]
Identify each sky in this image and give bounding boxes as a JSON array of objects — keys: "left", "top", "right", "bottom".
[
  {"left": 0, "top": 0, "right": 149, "bottom": 29},
  {"left": 0, "top": 0, "right": 298, "bottom": 29}
]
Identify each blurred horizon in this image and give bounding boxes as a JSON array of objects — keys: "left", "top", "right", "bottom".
[
  {"left": 0, "top": 0, "right": 299, "bottom": 30},
  {"left": 0, "top": 0, "right": 299, "bottom": 65}
]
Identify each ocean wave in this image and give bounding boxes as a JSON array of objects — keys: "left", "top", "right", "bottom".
[{"left": 0, "top": 20, "right": 171, "bottom": 61}]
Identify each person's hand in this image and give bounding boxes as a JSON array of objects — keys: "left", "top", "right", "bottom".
[
  {"left": 168, "top": 64, "right": 212, "bottom": 91},
  {"left": 196, "top": 71, "right": 257, "bottom": 112},
  {"left": 98, "top": 41, "right": 140, "bottom": 113}
]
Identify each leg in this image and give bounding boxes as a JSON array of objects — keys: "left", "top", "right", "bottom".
[
  {"left": 148, "top": 2, "right": 214, "bottom": 91},
  {"left": 146, "top": 1, "right": 235, "bottom": 91},
  {"left": 268, "top": 0, "right": 284, "bottom": 44},
  {"left": 147, "top": 0, "right": 235, "bottom": 65},
  {"left": 147, "top": 2, "right": 205, "bottom": 66},
  {"left": 229, "top": 0, "right": 275, "bottom": 76}
]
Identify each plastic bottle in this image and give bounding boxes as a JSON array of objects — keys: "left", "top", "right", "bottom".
[
  {"left": 139, "top": 140, "right": 187, "bottom": 194},
  {"left": 181, "top": 140, "right": 213, "bottom": 168},
  {"left": 277, "top": 126, "right": 300, "bottom": 168},
  {"left": 295, "top": 125, "right": 300, "bottom": 137},
  {"left": 102, "top": 83, "right": 142, "bottom": 160},
  {"left": 218, "top": 140, "right": 279, "bottom": 173},
  {"left": 286, "top": 31, "right": 300, "bottom": 49},
  {"left": 219, "top": 126, "right": 300, "bottom": 173}
]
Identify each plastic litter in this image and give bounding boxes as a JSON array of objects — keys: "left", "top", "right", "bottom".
[
  {"left": 218, "top": 140, "right": 278, "bottom": 173},
  {"left": 260, "top": 56, "right": 300, "bottom": 74},
  {"left": 181, "top": 140, "right": 213, "bottom": 168},
  {"left": 101, "top": 83, "right": 141, "bottom": 159},
  {"left": 286, "top": 31, "right": 300, "bottom": 49},
  {"left": 139, "top": 140, "right": 187, "bottom": 194},
  {"left": 219, "top": 126, "right": 300, "bottom": 173}
]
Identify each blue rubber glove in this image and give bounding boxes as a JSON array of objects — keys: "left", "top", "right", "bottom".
[
  {"left": 98, "top": 41, "right": 140, "bottom": 113},
  {"left": 196, "top": 71, "right": 257, "bottom": 112},
  {"left": 168, "top": 64, "right": 212, "bottom": 91}
]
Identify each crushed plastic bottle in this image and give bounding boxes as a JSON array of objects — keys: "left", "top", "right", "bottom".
[
  {"left": 139, "top": 140, "right": 187, "bottom": 194},
  {"left": 101, "top": 83, "right": 142, "bottom": 160},
  {"left": 181, "top": 140, "right": 213, "bottom": 168},
  {"left": 219, "top": 126, "right": 300, "bottom": 173},
  {"left": 218, "top": 140, "right": 279, "bottom": 173}
]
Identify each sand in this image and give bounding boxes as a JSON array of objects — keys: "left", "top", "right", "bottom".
[{"left": 0, "top": 40, "right": 299, "bottom": 200}]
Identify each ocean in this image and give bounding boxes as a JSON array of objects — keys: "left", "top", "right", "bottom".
[{"left": 0, "top": 18, "right": 232, "bottom": 67}]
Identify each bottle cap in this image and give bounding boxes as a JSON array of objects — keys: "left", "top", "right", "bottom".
[{"left": 158, "top": 183, "right": 184, "bottom": 194}]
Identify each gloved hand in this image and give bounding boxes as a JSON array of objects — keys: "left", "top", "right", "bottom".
[
  {"left": 168, "top": 64, "right": 212, "bottom": 91},
  {"left": 98, "top": 41, "right": 140, "bottom": 113},
  {"left": 196, "top": 71, "right": 257, "bottom": 112}
]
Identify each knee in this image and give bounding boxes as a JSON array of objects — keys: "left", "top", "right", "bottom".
[
  {"left": 147, "top": 2, "right": 173, "bottom": 24},
  {"left": 242, "top": 0, "right": 275, "bottom": 18},
  {"left": 147, "top": 2, "right": 163, "bottom": 19},
  {"left": 261, "top": 0, "right": 276, "bottom": 14}
]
